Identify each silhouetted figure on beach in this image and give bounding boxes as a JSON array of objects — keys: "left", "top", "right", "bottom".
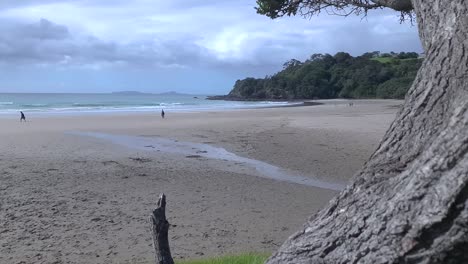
[
  {"left": 20, "top": 111, "right": 26, "bottom": 122},
  {"left": 161, "top": 109, "right": 165, "bottom": 119}
]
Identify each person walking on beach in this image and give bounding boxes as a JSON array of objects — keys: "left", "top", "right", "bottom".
[
  {"left": 161, "top": 109, "right": 165, "bottom": 119},
  {"left": 20, "top": 111, "right": 26, "bottom": 122}
]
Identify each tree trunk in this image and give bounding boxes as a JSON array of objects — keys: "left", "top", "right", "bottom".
[
  {"left": 150, "top": 194, "right": 174, "bottom": 264},
  {"left": 267, "top": 1, "right": 468, "bottom": 263}
]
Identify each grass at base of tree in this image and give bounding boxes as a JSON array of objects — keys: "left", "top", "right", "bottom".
[
  {"left": 371, "top": 57, "right": 421, "bottom": 64},
  {"left": 371, "top": 57, "right": 396, "bottom": 63},
  {"left": 175, "top": 253, "right": 269, "bottom": 264}
]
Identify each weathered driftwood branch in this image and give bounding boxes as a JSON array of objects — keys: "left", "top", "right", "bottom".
[{"left": 150, "top": 193, "right": 174, "bottom": 264}]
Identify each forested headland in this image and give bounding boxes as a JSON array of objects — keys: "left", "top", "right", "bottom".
[{"left": 211, "top": 51, "right": 422, "bottom": 101}]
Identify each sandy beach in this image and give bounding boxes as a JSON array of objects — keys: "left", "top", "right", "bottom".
[{"left": 0, "top": 100, "right": 400, "bottom": 264}]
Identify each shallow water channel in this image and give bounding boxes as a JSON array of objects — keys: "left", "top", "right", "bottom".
[{"left": 69, "top": 131, "right": 345, "bottom": 191}]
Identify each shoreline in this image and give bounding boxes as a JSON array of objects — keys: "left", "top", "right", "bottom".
[
  {"left": 0, "top": 101, "right": 301, "bottom": 118},
  {"left": 0, "top": 98, "right": 402, "bottom": 118}
]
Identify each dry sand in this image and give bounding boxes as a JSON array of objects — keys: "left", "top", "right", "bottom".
[{"left": 0, "top": 100, "right": 400, "bottom": 263}]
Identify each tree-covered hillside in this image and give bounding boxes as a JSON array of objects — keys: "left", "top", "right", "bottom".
[{"left": 225, "top": 52, "right": 422, "bottom": 100}]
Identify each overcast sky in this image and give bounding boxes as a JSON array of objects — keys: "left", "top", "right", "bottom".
[{"left": 0, "top": 0, "right": 422, "bottom": 94}]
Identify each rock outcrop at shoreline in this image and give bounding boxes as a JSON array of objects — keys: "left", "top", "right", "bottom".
[
  {"left": 206, "top": 95, "right": 241, "bottom": 101},
  {"left": 206, "top": 95, "right": 270, "bottom": 101}
]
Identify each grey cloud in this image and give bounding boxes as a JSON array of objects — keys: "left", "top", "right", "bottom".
[
  {"left": 0, "top": 19, "right": 70, "bottom": 63},
  {"left": 0, "top": 18, "right": 69, "bottom": 40},
  {"left": 22, "top": 18, "right": 69, "bottom": 40},
  {"left": 0, "top": 18, "right": 214, "bottom": 68},
  {"left": 0, "top": 0, "right": 77, "bottom": 10},
  {"left": 0, "top": 0, "right": 223, "bottom": 11}
]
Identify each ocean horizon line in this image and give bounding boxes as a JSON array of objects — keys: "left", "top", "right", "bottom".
[{"left": 0, "top": 91, "right": 213, "bottom": 96}]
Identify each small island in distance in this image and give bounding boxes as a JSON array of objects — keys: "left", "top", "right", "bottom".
[
  {"left": 208, "top": 51, "right": 422, "bottom": 101},
  {"left": 112, "top": 91, "right": 150, "bottom": 95},
  {"left": 112, "top": 91, "right": 199, "bottom": 97}
]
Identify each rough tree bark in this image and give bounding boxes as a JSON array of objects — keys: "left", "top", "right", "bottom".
[
  {"left": 150, "top": 194, "right": 174, "bottom": 264},
  {"left": 267, "top": 1, "right": 468, "bottom": 263}
]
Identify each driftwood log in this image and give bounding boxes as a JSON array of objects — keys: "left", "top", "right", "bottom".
[{"left": 150, "top": 194, "right": 174, "bottom": 264}]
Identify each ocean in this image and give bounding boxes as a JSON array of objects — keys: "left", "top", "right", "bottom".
[{"left": 0, "top": 93, "right": 294, "bottom": 116}]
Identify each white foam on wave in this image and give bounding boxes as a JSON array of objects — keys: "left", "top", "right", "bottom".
[{"left": 0, "top": 99, "right": 299, "bottom": 116}]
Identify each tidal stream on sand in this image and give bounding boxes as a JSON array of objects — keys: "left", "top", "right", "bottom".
[{"left": 69, "top": 131, "right": 345, "bottom": 191}]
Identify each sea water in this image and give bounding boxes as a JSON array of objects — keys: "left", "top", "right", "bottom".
[{"left": 0, "top": 93, "right": 295, "bottom": 116}]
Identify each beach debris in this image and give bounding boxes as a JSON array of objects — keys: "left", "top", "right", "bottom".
[
  {"left": 185, "top": 155, "right": 202, "bottom": 158},
  {"left": 129, "top": 157, "right": 151, "bottom": 163},
  {"left": 102, "top": 160, "right": 120, "bottom": 165},
  {"left": 150, "top": 193, "right": 174, "bottom": 264}
]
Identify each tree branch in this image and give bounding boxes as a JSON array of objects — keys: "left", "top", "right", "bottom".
[
  {"left": 256, "top": 0, "right": 414, "bottom": 19},
  {"left": 369, "top": 0, "right": 413, "bottom": 11}
]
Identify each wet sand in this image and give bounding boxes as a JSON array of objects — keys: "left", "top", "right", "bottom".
[{"left": 0, "top": 100, "right": 400, "bottom": 263}]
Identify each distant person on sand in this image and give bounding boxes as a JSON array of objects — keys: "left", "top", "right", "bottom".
[
  {"left": 20, "top": 111, "right": 26, "bottom": 122},
  {"left": 161, "top": 109, "right": 165, "bottom": 119}
]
